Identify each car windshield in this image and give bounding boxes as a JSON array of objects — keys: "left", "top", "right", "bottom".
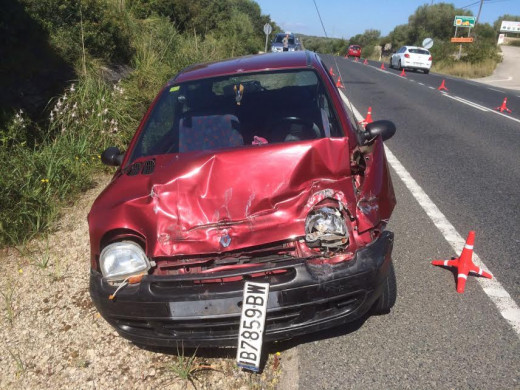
[
  {"left": 274, "top": 35, "right": 295, "bottom": 44},
  {"left": 409, "top": 48, "right": 430, "bottom": 55},
  {"left": 350, "top": 46, "right": 360, "bottom": 50},
  {"left": 130, "top": 69, "right": 342, "bottom": 161}
]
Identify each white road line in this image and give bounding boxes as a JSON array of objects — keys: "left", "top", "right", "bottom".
[
  {"left": 493, "top": 110, "right": 520, "bottom": 124},
  {"left": 487, "top": 87, "right": 504, "bottom": 93},
  {"left": 339, "top": 89, "right": 520, "bottom": 338},
  {"left": 428, "top": 86, "right": 435, "bottom": 90},
  {"left": 444, "top": 94, "right": 489, "bottom": 112},
  {"left": 418, "top": 82, "right": 425, "bottom": 86}
]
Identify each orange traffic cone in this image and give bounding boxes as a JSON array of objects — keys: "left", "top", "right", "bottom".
[
  {"left": 380, "top": 62, "right": 385, "bottom": 70},
  {"left": 329, "top": 67, "right": 336, "bottom": 77},
  {"left": 432, "top": 231, "right": 492, "bottom": 294},
  {"left": 335, "top": 77, "right": 345, "bottom": 89},
  {"left": 363, "top": 59, "right": 368, "bottom": 65},
  {"left": 359, "top": 106, "right": 373, "bottom": 126},
  {"left": 495, "top": 97, "right": 512, "bottom": 113},
  {"left": 438, "top": 79, "right": 448, "bottom": 91},
  {"left": 399, "top": 68, "right": 406, "bottom": 77}
]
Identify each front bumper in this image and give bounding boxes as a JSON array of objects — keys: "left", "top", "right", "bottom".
[{"left": 90, "top": 231, "right": 394, "bottom": 347}]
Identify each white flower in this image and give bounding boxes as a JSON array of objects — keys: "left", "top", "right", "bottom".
[{"left": 70, "top": 84, "right": 75, "bottom": 92}]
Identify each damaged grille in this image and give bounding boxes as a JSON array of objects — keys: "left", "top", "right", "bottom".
[{"left": 155, "top": 242, "right": 300, "bottom": 276}]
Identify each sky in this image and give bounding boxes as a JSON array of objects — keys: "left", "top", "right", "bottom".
[{"left": 255, "top": 0, "right": 520, "bottom": 38}]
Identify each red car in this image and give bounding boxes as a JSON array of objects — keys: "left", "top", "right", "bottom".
[
  {"left": 89, "top": 51, "right": 397, "bottom": 348},
  {"left": 347, "top": 44, "right": 362, "bottom": 58}
]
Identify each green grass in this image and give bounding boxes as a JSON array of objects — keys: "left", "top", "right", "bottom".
[
  {"left": 1, "top": 279, "right": 17, "bottom": 326},
  {"left": 166, "top": 345, "right": 214, "bottom": 388},
  {"left": 6, "top": 346, "right": 26, "bottom": 377}
]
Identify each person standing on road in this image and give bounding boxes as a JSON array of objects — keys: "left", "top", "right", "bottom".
[{"left": 282, "top": 34, "right": 289, "bottom": 52}]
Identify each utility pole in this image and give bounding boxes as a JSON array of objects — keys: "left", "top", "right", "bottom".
[{"left": 475, "top": 0, "right": 484, "bottom": 26}]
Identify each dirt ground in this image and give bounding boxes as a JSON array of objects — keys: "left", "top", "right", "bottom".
[{"left": 0, "top": 174, "right": 283, "bottom": 390}]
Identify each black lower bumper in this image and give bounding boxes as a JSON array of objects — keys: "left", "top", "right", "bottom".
[{"left": 90, "top": 231, "right": 394, "bottom": 347}]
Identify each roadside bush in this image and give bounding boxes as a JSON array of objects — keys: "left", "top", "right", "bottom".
[
  {"left": 0, "top": 73, "right": 134, "bottom": 246},
  {"left": 20, "top": 0, "right": 133, "bottom": 66},
  {"left": 430, "top": 40, "right": 453, "bottom": 63},
  {"left": 362, "top": 45, "right": 376, "bottom": 59},
  {"left": 464, "top": 40, "right": 500, "bottom": 64},
  {"left": 0, "top": 120, "right": 95, "bottom": 246}
]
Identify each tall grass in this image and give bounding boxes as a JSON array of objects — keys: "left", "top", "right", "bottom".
[
  {"left": 0, "top": 73, "right": 129, "bottom": 246},
  {"left": 432, "top": 58, "right": 497, "bottom": 78}
]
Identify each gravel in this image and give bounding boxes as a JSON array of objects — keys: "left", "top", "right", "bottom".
[{"left": 0, "top": 174, "right": 283, "bottom": 389}]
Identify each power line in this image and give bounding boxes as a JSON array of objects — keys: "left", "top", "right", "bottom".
[{"left": 312, "top": 0, "right": 329, "bottom": 38}]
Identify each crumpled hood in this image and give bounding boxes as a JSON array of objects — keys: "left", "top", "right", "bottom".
[{"left": 89, "top": 138, "right": 394, "bottom": 258}]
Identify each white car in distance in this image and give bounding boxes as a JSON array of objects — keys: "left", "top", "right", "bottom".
[{"left": 389, "top": 46, "right": 432, "bottom": 74}]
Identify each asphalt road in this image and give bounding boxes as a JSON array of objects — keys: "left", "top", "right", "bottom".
[{"left": 277, "top": 55, "right": 520, "bottom": 389}]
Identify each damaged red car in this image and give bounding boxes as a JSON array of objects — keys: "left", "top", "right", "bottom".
[{"left": 89, "top": 51, "right": 397, "bottom": 348}]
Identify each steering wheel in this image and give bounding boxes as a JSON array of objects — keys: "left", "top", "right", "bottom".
[{"left": 269, "top": 116, "right": 320, "bottom": 142}]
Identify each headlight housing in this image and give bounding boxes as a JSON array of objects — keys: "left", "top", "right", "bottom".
[
  {"left": 100, "top": 241, "right": 151, "bottom": 281},
  {"left": 305, "top": 207, "right": 348, "bottom": 249}
]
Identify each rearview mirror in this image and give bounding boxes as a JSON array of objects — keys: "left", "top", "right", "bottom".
[
  {"left": 357, "top": 120, "right": 396, "bottom": 145},
  {"left": 101, "top": 146, "right": 124, "bottom": 166}
]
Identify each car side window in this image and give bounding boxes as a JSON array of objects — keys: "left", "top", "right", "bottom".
[{"left": 130, "top": 89, "right": 179, "bottom": 160}]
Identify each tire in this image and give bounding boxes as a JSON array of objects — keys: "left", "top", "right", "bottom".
[
  {"left": 372, "top": 261, "right": 397, "bottom": 314},
  {"left": 398, "top": 60, "right": 402, "bottom": 70},
  {"left": 424, "top": 69, "right": 430, "bottom": 74},
  {"left": 388, "top": 58, "right": 393, "bottom": 69}
]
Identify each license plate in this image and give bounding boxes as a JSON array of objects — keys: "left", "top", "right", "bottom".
[{"left": 236, "top": 281, "right": 269, "bottom": 372}]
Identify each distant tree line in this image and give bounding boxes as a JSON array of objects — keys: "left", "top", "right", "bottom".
[{"left": 299, "top": 3, "right": 518, "bottom": 64}]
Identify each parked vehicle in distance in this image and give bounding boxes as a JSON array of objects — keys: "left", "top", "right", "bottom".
[
  {"left": 271, "top": 32, "right": 301, "bottom": 52},
  {"left": 346, "top": 44, "right": 362, "bottom": 58},
  {"left": 89, "top": 51, "right": 397, "bottom": 348},
  {"left": 389, "top": 46, "right": 432, "bottom": 74}
]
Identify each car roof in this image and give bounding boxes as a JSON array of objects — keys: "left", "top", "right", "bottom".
[{"left": 172, "top": 51, "right": 316, "bottom": 84}]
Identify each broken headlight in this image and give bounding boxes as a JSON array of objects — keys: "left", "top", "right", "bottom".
[
  {"left": 305, "top": 207, "right": 348, "bottom": 249},
  {"left": 99, "top": 241, "right": 151, "bottom": 281}
]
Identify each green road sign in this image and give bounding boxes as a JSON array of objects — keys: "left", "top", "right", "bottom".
[{"left": 453, "top": 16, "right": 475, "bottom": 28}]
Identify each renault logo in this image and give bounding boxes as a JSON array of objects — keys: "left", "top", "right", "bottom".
[{"left": 219, "top": 232, "right": 231, "bottom": 248}]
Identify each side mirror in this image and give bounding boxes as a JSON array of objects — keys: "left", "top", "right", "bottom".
[
  {"left": 101, "top": 146, "right": 124, "bottom": 166},
  {"left": 357, "top": 120, "right": 396, "bottom": 145}
]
